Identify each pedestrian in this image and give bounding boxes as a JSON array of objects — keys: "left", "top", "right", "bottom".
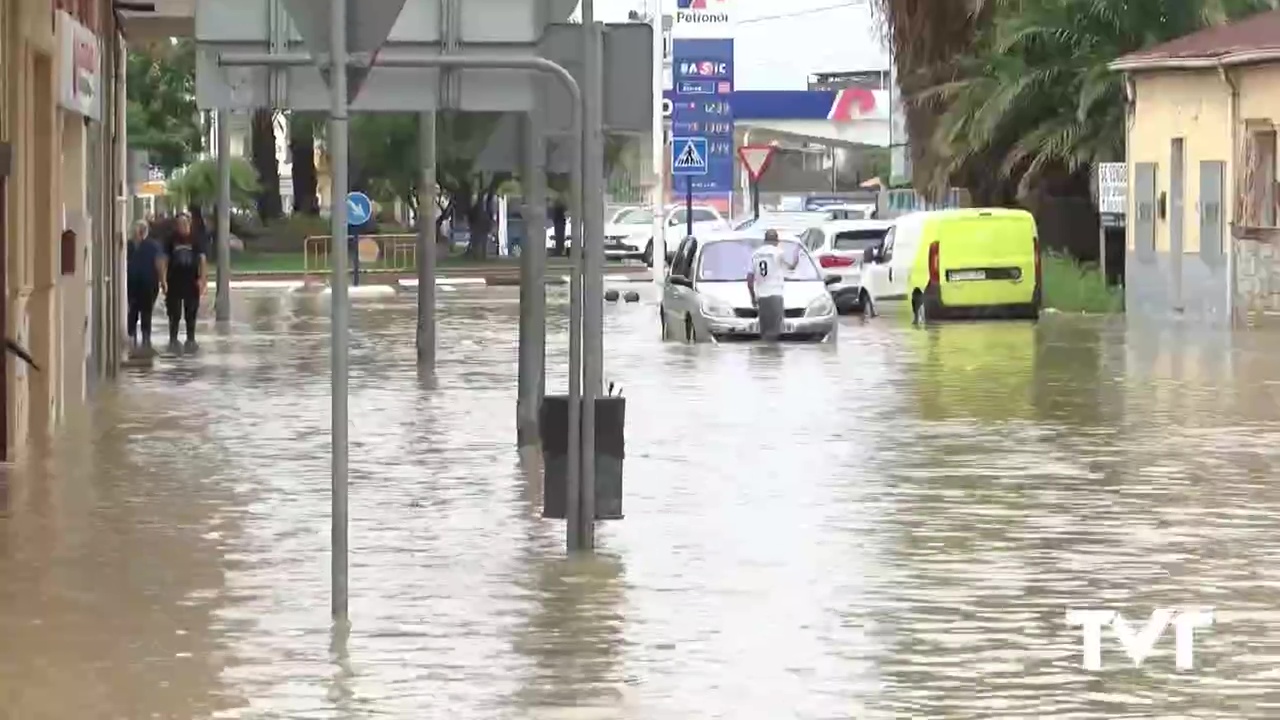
[
  {"left": 746, "top": 229, "right": 797, "bottom": 341},
  {"left": 126, "top": 219, "right": 163, "bottom": 352},
  {"left": 159, "top": 212, "right": 208, "bottom": 354}
]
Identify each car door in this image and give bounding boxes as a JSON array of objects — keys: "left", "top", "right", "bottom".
[
  {"left": 884, "top": 224, "right": 914, "bottom": 300},
  {"left": 663, "top": 237, "right": 696, "bottom": 325},
  {"left": 864, "top": 226, "right": 894, "bottom": 300}
]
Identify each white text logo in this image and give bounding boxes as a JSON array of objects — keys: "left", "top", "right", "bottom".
[{"left": 1066, "top": 608, "right": 1214, "bottom": 670}]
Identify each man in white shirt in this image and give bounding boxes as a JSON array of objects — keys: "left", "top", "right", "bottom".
[{"left": 747, "top": 229, "right": 797, "bottom": 341}]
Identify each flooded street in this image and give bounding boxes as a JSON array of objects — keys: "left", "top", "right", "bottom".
[{"left": 6, "top": 285, "right": 1280, "bottom": 718}]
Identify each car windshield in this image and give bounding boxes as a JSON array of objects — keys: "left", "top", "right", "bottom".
[
  {"left": 614, "top": 208, "right": 653, "bottom": 225},
  {"left": 697, "top": 239, "right": 821, "bottom": 282},
  {"left": 833, "top": 229, "right": 890, "bottom": 251}
]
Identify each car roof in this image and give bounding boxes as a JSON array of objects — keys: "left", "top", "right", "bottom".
[
  {"left": 819, "top": 219, "right": 895, "bottom": 232},
  {"left": 695, "top": 231, "right": 804, "bottom": 246}
]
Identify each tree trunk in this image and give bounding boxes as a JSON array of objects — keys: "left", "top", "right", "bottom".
[
  {"left": 467, "top": 193, "right": 493, "bottom": 260},
  {"left": 290, "top": 119, "right": 319, "bottom": 215},
  {"left": 251, "top": 110, "right": 283, "bottom": 221}
]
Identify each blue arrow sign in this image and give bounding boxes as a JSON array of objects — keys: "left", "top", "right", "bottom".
[
  {"left": 671, "top": 136, "right": 708, "bottom": 176},
  {"left": 346, "top": 191, "right": 372, "bottom": 227}
]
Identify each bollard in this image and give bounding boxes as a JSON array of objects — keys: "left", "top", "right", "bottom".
[{"left": 540, "top": 394, "right": 625, "bottom": 521}]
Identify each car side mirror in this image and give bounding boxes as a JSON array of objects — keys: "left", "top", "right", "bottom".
[
  {"left": 863, "top": 247, "right": 876, "bottom": 263},
  {"left": 824, "top": 275, "right": 841, "bottom": 286},
  {"left": 669, "top": 275, "right": 693, "bottom": 288}
]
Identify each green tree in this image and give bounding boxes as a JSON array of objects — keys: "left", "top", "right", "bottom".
[
  {"left": 125, "top": 39, "right": 203, "bottom": 175},
  {"left": 920, "top": 0, "right": 1272, "bottom": 200},
  {"left": 165, "top": 156, "right": 261, "bottom": 210}
]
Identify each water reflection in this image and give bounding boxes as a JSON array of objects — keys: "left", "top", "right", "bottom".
[{"left": 6, "top": 288, "right": 1280, "bottom": 717}]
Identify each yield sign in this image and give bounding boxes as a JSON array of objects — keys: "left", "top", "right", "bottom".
[
  {"left": 280, "top": 0, "right": 409, "bottom": 103},
  {"left": 737, "top": 145, "right": 776, "bottom": 182}
]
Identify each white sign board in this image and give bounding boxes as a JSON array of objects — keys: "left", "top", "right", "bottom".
[
  {"left": 57, "top": 11, "right": 101, "bottom": 121},
  {"left": 1097, "top": 162, "right": 1127, "bottom": 215}
]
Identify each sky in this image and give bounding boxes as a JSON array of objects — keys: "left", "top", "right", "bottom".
[{"left": 582, "top": 0, "right": 891, "bottom": 90}]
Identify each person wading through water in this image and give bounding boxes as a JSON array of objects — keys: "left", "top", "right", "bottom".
[
  {"left": 746, "top": 229, "right": 798, "bottom": 341},
  {"left": 158, "top": 213, "right": 208, "bottom": 354},
  {"left": 126, "top": 219, "right": 162, "bottom": 353}
]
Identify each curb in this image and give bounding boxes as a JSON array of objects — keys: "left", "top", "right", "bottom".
[{"left": 216, "top": 274, "right": 656, "bottom": 291}]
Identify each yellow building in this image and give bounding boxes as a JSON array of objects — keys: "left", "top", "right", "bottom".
[
  {"left": 1, "top": 0, "right": 126, "bottom": 461},
  {"left": 1110, "top": 9, "right": 1280, "bottom": 327}
]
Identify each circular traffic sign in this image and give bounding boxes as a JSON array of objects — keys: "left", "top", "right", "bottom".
[{"left": 346, "top": 191, "right": 373, "bottom": 227}]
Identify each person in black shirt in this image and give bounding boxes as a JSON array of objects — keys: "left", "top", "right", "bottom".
[
  {"left": 158, "top": 213, "right": 207, "bottom": 353},
  {"left": 126, "top": 220, "right": 163, "bottom": 352}
]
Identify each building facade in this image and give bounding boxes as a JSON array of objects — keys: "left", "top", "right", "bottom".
[
  {"left": 1, "top": 0, "right": 125, "bottom": 460},
  {"left": 1111, "top": 10, "right": 1280, "bottom": 327}
]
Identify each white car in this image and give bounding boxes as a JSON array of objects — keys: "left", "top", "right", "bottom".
[
  {"left": 732, "top": 211, "right": 830, "bottom": 233},
  {"left": 659, "top": 232, "right": 840, "bottom": 343},
  {"left": 549, "top": 205, "right": 731, "bottom": 263},
  {"left": 798, "top": 219, "right": 894, "bottom": 315},
  {"left": 821, "top": 203, "right": 877, "bottom": 220}
]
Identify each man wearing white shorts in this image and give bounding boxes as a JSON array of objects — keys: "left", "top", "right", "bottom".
[{"left": 747, "top": 229, "right": 796, "bottom": 341}]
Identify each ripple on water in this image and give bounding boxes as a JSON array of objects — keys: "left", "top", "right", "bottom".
[{"left": 4, "top": 293, "right": 1280, "bottom": 717}]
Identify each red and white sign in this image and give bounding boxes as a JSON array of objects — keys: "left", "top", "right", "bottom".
[
  {"left": 56, "top": 11, "right": 100, "bottom": 121},
  {"left": 737, "top": 145, "right": 776, "bottom": 183}
]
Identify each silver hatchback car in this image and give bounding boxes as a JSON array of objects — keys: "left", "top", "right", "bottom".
[{"left": 659, "top": 234, "right": 840, "bottom": 342}]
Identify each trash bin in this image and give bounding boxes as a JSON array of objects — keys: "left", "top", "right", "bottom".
[{"left": 540, "top": 395, "right": 625, "bottom": 520}]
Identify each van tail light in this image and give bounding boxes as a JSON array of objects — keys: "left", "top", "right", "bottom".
[
  {"left": 1033, "top": 236, "right": 1042, "bottom": 287},
  {"left": 928, "top": 241, "right": 940, "bottom": 285},
  {"left": 819, "top": 254, "right": 855, "bottom": 268}
]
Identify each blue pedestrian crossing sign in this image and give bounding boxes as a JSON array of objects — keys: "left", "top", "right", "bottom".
[
  {"left": 671, "top": 136, "right": 708, "bottom": 176},
  {"left": 346, "top": 191, "right": 373, "bottom": 227}
]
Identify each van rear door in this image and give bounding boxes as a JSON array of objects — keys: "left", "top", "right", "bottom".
[{"left": 936, "top": 213, "right": 1036, "bottom": 306}]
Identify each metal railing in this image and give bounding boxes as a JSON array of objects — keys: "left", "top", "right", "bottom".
[{"left": 303, "top": 234, "right": 419, "bottom": 277}]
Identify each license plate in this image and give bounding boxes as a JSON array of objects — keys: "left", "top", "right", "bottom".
[{"left": 950, "top": 270, "right": 986, "bottom": 281}]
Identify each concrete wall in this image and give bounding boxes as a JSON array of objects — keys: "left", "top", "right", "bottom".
[
  {"left": 0, "top": 0, "right": 122, "bottom": 459},
  {"left": 1125, "top": 70, "right": 1233, "bottom": 325}
]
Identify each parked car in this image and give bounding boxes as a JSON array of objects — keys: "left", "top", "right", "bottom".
[
  {"left": 659, "top": 232, "right": 840, "bottom": 343},
  {"left": 732, "top": 211, "right": 830, "bottom": 234},
  {"left": 861, "top": 208, "right": 1041, "bottom": 323},
  {"left": 552, "top": 204, "right": 732, "bottom": 264},
  {"left": 798, "top": 219, "right": 894, "bottom": 315}
]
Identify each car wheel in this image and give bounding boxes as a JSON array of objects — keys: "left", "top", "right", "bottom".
[
  {"left": 860, "top": 290, "right": 877, "bottom": 318},
  {"left": 912, "top": 292, "right": 927, "bottom": 325},
  {"left": 685, "top": 315, "right": 696, "bottom": 343},
  {"left": 643, "top": 239, "right": 653, "bottom": 267}
]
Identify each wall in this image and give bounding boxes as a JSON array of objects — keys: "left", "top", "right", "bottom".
[
  {"left": 0, "top": 0, "right": 120, "bottom": 460},
  {"left": 1228, "top": 64, "right": 1280, "bottom": 327},
  {"left": 1125, "top": 69, "right": 1232, "bottom": 324}
]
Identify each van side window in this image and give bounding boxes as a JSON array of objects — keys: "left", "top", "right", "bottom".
[{"left": 880, "top": 227, "right": 896, "bottom": 262}]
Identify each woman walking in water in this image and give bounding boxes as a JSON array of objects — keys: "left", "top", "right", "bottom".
[{"left": 158, "top": 213, "right": 208, "bottom": 354}]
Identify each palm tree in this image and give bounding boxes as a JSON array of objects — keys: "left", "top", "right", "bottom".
[
  {"left": 289, "top": 113, "right": 321, "bottom": 214},
  {"left": 871, "top": 0, "right": 994, "bottom": 198},
  {"left": 913, "top": 0, "right": 1273, "bottom": 201},
  {"left": 250, "top": 109, "right": 283, "bottom": 220}
]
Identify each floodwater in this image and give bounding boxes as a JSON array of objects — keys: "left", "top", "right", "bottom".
[{"left": 4, "top": 286, "right": 1280, "bottom": 719}]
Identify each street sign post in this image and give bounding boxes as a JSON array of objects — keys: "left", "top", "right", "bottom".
[
  {"left": 672, "top": 136, "right": 708, "bottom": 238},
  {"left": 1096, "top": 162, "right": 1126, "bottom": 282},
  {"left": 346, "top": 191, "right": 372, "bottom": 286},
  {"left": 738, "top": 144, "right": 775, "bottom": 220}
]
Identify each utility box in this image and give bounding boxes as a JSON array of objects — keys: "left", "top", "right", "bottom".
[{"left": 540, "top": 395, "right": 625, "bottom": 520}]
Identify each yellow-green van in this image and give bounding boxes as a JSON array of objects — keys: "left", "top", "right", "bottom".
[{"left": 862, "top": 208, "right": 1041, "bottom": 322}]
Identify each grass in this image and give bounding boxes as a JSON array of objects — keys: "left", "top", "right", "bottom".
[{"left": 1041, "top": 251, "right": 1123, "bottom": 314}]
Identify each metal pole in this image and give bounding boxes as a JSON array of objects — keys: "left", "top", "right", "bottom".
[
  {"left": 751, "top": 181, "right": 760, "bottom": 220},
  {"left": 328, "top": 0, "right": 351, "bottom": 624},
  {"left": 650, "top": 4, "right": 666, "bottom": 286},
  {"left": 350, "top": 234, "right": 360, "bottom": 286},
  {"left": 685, "top": 178, "right": 693, "bottom": 238},
  {"left": 580, "top": 9, "right": 604, "bottom": 551},
  {"left": 417, "top": 111, "right": 437, "bottom": 368},
  {"left": 517, "top": 111, "right": 547, "bottom": 449},
  {"left": 1098, "top": 222, "right": 1107, "bottom": 285},
  {"left": 215, "top": 110, "right": 232, "bottom": 322}
]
